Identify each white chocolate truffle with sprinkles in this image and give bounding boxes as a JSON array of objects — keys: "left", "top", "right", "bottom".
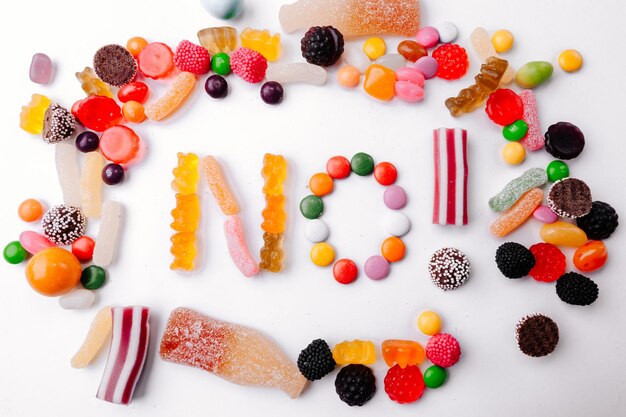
[
  {"left": 547, "top": 178, "right": 592, "bottom": 219},
  {"left": 42, "top": 103, "right": 76, "bottom": 144},
  {"left": 41, "top": 204, "right": 87, "bottom": 245},
  {"left": 515, "top": 313, "right": 559, "bottom": 357},
  {"left": 428, "top": 247, "right": 470, "bottom": 290}
]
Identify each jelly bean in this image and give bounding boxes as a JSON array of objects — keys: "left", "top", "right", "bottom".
[
  {"left": 533, "top": 205, "right": 558, "bottom": 223},
  {"left": 374, "top": 162, "right": 397, "bottom": 185},
  {"left": 81, "top": 265, "right": 106, "bottom": 290},
  {"left": 503, "top": 120, "right": 528, "bottom": 141},
  {"left": 540, "top": 221, "right": 588, "bottom": 247},
  {"left": 118, "top": 81, "right": 150, "bottom": 104},
  {"left": 4, "top": 241, "right": 28, "bottom": 264},
  {"left": 515, "top": 61, "right": 553, "bottom": 89},
  {"left": 122, "top": 101, "right": 146, "bottom": 123},
  {"left": 310, "top": 242, "right": 335, "bottom": 267},
  {"left": 18, "top": 199, "right": 44, "bottom": 222},
  {"left": 559, "top": 49, "right": 583, "bottom": 72},
  {"left": 300, "top": 195, "right": 324, "bottom": 219},
  {"left": 333, "top": 259, "right": 358, "bottom": 284},
  {"left": 326, "top": 156, "right": 351, "bottom": 179},
  {"left": 309, "top": 173, "right": 334, "bottom": 196},
  {"left": 19, "top": 231, "right": 54, "bottom": 255},
  {"left": 211, "top": 52, "right": 232, "bottom": 75},
  {"left": 384, "top": 212, "right": 411, "bottom": 237},
  {"left": 363, "top": 37, "right": 386, "bottom": 60},
  {"left": 59, "top": 288, "right": 96, "bottom": 310},
  {"left": 491, "top": 29, "right": 514, "bottom": 53},
  {"left": 351, "top": 152, "right": 375, "bottom": 176},
  {"left": 364, "top": 255, "right": 390, "bottom": 280},
  {"left": 25, "top": 247, "right": 82, "bottom": 296},
  {"left": 200, "top": 0, "right": 244, "bottom": 19},
  {"left": 411, "top": 56, "right": 438, "bottom": 79},
  {"left": 381, "top": 237, "right": 405, "bottom": 262},
  {"left": 72, "top": 236, "right": 95, "bottom": 262},
  {"left": 435, "top": 22, "right": 458, "bottom": 43},
  {"left": 415, "top": 26, "right": 439, "bottom": 48},
  {"left": 126, "top": 36, "right": 148, "bottom": 58},
  {"left": 383, "top": 185, "right": 407, "bottom": 210},
  {"left": 573, "top": 241, "right": 607, "bottom": 272},
  {"left": 546, "top": 160, "right": 570, "bottom": 182},
  {"left": 363, "top": 64, "right": 396, "bottom": 101},
  {"left": 486, "top": 89, "right": 523, "bottom": 126},
  {"left": 395, "top": 81, "right": 424, "bottom": 103},
  {"left": 343, "top": 45, "right": 370, "bottom": 73},
  {"left": 99, "top": 125, "right": 141, "bottom": 164},
  {"left": 29, "top": 53, "right": 53, "bottom": 84},
  {"left": 397, "top": 40, "right": 427, "bottom": 62},
  {"left": 376, "top": 54, "right": 406, "bottom": 72},
  {"left": 424, "top": 365, "right": 447, "bottom": 388},
  {"left": 304, "top": 219, "right": 330, "bottom": 243},
  {"left": 337, "top": 65, "right": 361, "bottom": 88},
  {"left": 502, "top": 142, "right": 526, "bottom": 165},
  {"left": 417, "top": 311, "right": 442, "bottom": 336},
  {"left": 396, "top": 67, "right": 425, "bottom": 86}
]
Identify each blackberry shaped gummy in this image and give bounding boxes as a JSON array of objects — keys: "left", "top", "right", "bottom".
[
  {"left": 301, "top": 26, "right": 344, "bottom": 67},
  {"left": 495, "top": 242, "right": 536, "bottom": 279},
  {"left": 576, "top": 201, "right": 619, "bottom": 240},
  {"left": 297, "top": 339, "right": 335, "bottom": 381},
  {"left": 556, "top": 272, "right": 598, "bottom": 306},
  {"left": 335, "top": 364, "right": 376, "bottom": 406}
]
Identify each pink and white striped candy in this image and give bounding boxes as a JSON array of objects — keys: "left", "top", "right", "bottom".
[
  {"left": 96, "top": 306, "right": 150, "bottom": 405},
  {"left": 520, "top": 90, "right": 544, "bottom": 151},
  {"left": 224, "top": 214, "right": 260, "bottom": 277},
  {"left": 433, "top": 128, "right": 468, "bottom": 226}
]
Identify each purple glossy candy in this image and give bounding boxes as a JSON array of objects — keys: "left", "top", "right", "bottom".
[
  {"left": 383, "top": 185, "right": 407, "bottom": 210},
  {"left": 19, "top": 231, "right": 54, "bottom": 254},
  {"left": 415, "top": 26, "right": 440, "bottom": 48},
  {"left": 205, "top": 74, "right": 228, "bottom": 99},
  {"left": 75, "top": 131, "right": 100, "bottom": 153},
  {"left": 412, "top": 56, "right": 438, "bottom": 79},
  {"left": 533, "top": 205, "right": 558, "bottom": 223},
  {"left": 29, "top": 53, "right": 53, "bottom": 84},
  {"left": 260, "top": 81, "right": 284, "bottom": 105},
  {"left": 364, "top": 255, "right": 390, "bottom": 280},
  {"left": 102, "top": 163, "right": 125, "bottom": 185}
]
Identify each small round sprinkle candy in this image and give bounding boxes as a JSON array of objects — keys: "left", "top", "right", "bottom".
[
  {"left": 428, "top": 247, "right": 470, "bottom": 291},
  {"left": 350, "top": 152, "right": 374, "bottom": 176},
  {"left": 383, "top": 212, "right": 411, "bottom": 237},
  {"left": 333, "top": 259, "right": 358, "bottom": 284},
  {"left": 41, "top": 205, "right": 87, "bottom": 245},
  {"left": 4, "top": 241, "right": 28, "bottom": 264},
  {"left": 546, "top": 160, "right": 569, "bottom": 182},
  {"left": 502, "top": 142, "right": 526, "bottom": 165},
  {"left": 417, "top": 311, "right": 442, "bottom": 336},
  {"left": 374, "top": 162, "right": 397, "bottom": 185},
  {"left": 383, "top": 185, "right": 407, "bottom": 210},
  {"left": 558, "top": 49, "right": 583, "bottom": 72},
  {"left": 300, "top": 195, "right": 324, "bottom": 219},
  {"left": 81, "top": 265, "right": 107, "bottom": 290},
  {"left": 304, "top": 219, "right": 330, "bottom": 243},
  {"left": 515, "top": 313, "right": 559, "bottom": 357},
  {"left": 491, "top": 29, "right": 514, "bottom": 53},
  {"left": 326, "top": 156, "right": 351, "bottom": 179},
  {"left": 434, "top": 21, "right": 458, "bottom": 43},
  {"left": 18, "top": 199, "right": 44, "bottom": 222},
  {"left": 364, "top": 255, "right": 390, "bottom": 280},
  {"left": 310, "top": 243, "right": 335, "bottom": 267},
  {"left": 503, "top": 120, "right": 528, "bottom": 141},
  {"left": 423, "top": 365, "right": 447, "bottom": 388},
  {"left": 381, "top": 237, "right": 405, "bottom": 263}
]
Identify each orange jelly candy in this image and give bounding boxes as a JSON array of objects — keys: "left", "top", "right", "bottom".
[
  {"left": 382, "top": 340, "right": 426, "bottom": 368},
  {"left": 18, "top": 198, "right": 44, "bottom": 222},
  {"left": 25, "top": 247, "right": 81, "bottom": 296},
  {"left": 573, "top": 240, "right": 608, "bottom": 273},
  {"left": 364, "top": 64, "right": 396, "bottom": 101},
  {"left": 309, "top": 173, "right": 334, "bottom": 196}
]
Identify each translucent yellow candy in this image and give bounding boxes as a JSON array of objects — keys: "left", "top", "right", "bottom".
[
  {"left": 502, "top": 142, "right": 526, "bottom": 165},
  {"left": 75, "top": 67, "right": 113, "bottom": 98},
  {"left": 20, "top": 94, "right": 51, "bottom": 134},
  {"left": 310, "top": 242, "right": 335, "bottom": 266},
  {"left": 491, "top": 29, "right": 514, "bottom": 53},
  {"left": 241, "top": 28, "right": 281, "bottom": 61},
  {"left": 71, "top": 306, "right": 112, "bottom": 368},
  {"left": 558, "top": 49, "right": 583, "bottom": 72},
  {"left": 332, "top": 340, "right": 376, "bottom": 365},
  {"left": 363, "top": 37, "right": 386, "bottom": 60}
]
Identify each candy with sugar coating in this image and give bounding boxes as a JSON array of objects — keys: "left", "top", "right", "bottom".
[
  {"left": 202, "top": 156, "right": 239, "bottom": 215},
  {"left": 490, "top": 188, "right": 543, "bottom": 237},
  {"left": 489, "top": 168, "right": 547, "bottom": 212},
  {"left": 145, "top": 72, "right": 196, "bottom": 121},
  {"left": 224, "top": 215, "right": 259, "bottom": 277}
]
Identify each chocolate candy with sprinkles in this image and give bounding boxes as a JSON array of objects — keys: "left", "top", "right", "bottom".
[
  {"left": 42, "top": 103, "right": 76, "bottom": 144},
  {"left": 428, "top": 247, "right": 470, "bottom": 290},
  {"left": 547, "top": 178, "right": 592, "bottom": 219},
  {"left": 93, "top": 44, "right": 137, "bottom": 87},
  {"left": 515, "top": 313, "right": 559, "bottom": 357},
  {"left": 41, "top": 204, "right": 87, "bottom": 245}
]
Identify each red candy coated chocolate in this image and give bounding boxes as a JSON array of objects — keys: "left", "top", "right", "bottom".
[
  {"left": 374, "top": 162, "right": 397, "bottom": 186},
  {"left": 326, "top": 156, "right": 351, "bottom": 179},
  {"left": 333, "top": 259, "right": 358, "bottom": 284}
]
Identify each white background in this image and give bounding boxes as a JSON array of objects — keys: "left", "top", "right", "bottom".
[{"left": 1, "top": 0, "right": 625, "bottom": 416}]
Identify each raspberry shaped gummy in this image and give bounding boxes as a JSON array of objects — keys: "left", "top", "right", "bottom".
[
  {"left": 576, "top": 201, "right": 619, "bottom": 240},
  {"left": 556, "top": 272, "right": 599, "bottom": 306},
  {"left": 301, "top": 26, "right": 345, "bottom": 67},
  {"left": 334, "top": 364, "right": 376, "bottom": 407},
  {"left": 528, "top": 243, "right": 565, "bottom": 283},
  {"left": 297, "top": 339, "right": 336, "bottom": 381},
  {"left": 230, "top": 47, "right": 268, "bottom": 83},
  {"left": 432, "top": 43, "right": 469, "bottom": 80},
  {"left": 495, "top": 242, "right": 536, "bottom": 279},
  {"left": 173, "top": 40, "right": 211, "bottom": 74},
  {"left": 425, "top": 333, "right": 461, "bottom": 368},
  {"left": 384, "top": 364, "right": 425, "bottom": 404}
]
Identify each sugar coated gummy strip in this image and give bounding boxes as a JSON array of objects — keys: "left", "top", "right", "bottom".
[
  {"left": 71, "top": 306, "right": 113, "bottom": 368},
  {"left": 433, "top": 128, "right": 468, "bottom": 226},
  {"left": 93, "top": 201, "right": 123, "bottom": 267},
  {"left": 520, "top": 90, "right": 544, "bottom": 151},
  {"left": 224, "top": 214, "right": 259, "bottom": 277},
  {"left": 470, "top": 27, "right": 515, "bottom": 84},
  {"left": 159, "top": 307, "right": 307, "bottom": 398},
  {"left": 489, "top": 167, "right": 547, "bottom": 212},
  {"left": 145, "top": 72, "right": 196, "bottom": 121},
  {"left": 266, "top": 63, "right": 327, "bottom": 85},
  {"left": 96, "top": 306, "right": 150, "bottom": 405},
  {"left": 490, "top": 188, "right": 543, "bottom": 237},
  {"left": 202, "top": 156, "right": 239, "bottom": 216},
  {"left": 81, "top": 151, "right": 105, "bottom": 218},
  {"left": 55, "top": 142, "right": 82, "bottom": 208}
]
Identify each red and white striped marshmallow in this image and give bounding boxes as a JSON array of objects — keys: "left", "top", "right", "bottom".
[{"left": 433, "top": 128, "right": 468, "bottom": 226}]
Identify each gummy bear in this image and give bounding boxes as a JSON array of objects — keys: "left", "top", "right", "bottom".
[
  {"left": 171, "top": 193, "right": 200, "bottom": 233},
  {"left": 241, "top": 28, "right": 281, "bottom": 61},
  {"left": 170, "top": 232, "right": 197, "bottom": 271},
  {"left": 260, "top": 154, "right": 287, "bottom": 272},
  {"left": 20, "top": 94, "right": 51, "bottom": 134},
  {"left": 259, "top": 232, "right": 284, "bottom": 272},
  {"left": 262, "top": 195, "right": 286, "bottom": 234},
  {"left": 382, "top": 340, "right": 426, "bottom": 368},
  {"left": 170, "top": 153, "right": 200, "bottom": 271},
  {"left": 75, "top": 67, "right": 114, "bottom": 98},
  {"left": 197, "top": 27, "right": 238, "bottom": 56},
  {"left": 172, "top": 153, "right": 199, "bottom": 194},
  {"left": 262, "top": 154, "right": 287, "bottom": 196},
  {"left": 332, "top": 340, "right": 376, "bottom": 365}
]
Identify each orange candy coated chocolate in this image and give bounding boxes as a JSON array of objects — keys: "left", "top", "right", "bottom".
[
  {"left": 25, "top": 247, "right": 81, "bottom": 296},
  {"left": 382, "top": 340, "right": 425, "bottom": 368},
  {"left": 382, "top": 237, "right": 405, "bottom": 262},
  {"left": 364, "top": 64, "right": 396, "bottom": 101},
  {"left": 18, "top": 198, "right": 44, "bottom": 222},
  {"left": 309, "top": 172, "right": 334, "bottom": 196},
  {"left": 145, "top": 72, "right": 196, "bottom": 121}
]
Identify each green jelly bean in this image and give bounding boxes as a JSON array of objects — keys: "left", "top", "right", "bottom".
[
  {"left": 546, "top": 160, "right": 570, "bottom": 182},
  {"left": 300, "top": 195, "right": 324, "bottom": 219},
  {"left": 81, "top": 265, "right": 107, "bottom": 290},
  {"left": 351, "top": 152, "right": 374, "bottom": 176},
  {"left": 515, "top": 61, "right": 553, "bottom": 89},
  {"left": 212, "top": 53, "right": 231, "bottom": 75},
  {"left": 3, "top": 241, "right": 28, "bottom": 264},
  {"left": 424, "top": 365, "right": 447, "bottom": 388},
  {"left": 503, "top": 120, "right": 529, "bottom": 141},
  {"left": 489, "top": 167, "right": 548, "bottom": 212}
]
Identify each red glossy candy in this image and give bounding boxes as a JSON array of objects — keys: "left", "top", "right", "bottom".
[
  {"left": 137, "top": 42, "right": 174, "bottom": 79},
  {"left": 432, "top": 44, "right": 469, "bottom": 80},
  {"left": 99, "top": 125, "right": 141, "bottom": 164},
  {"left": 384, "top": 364, "right": 425, "bottom": 404},
  {"left": 573, "top": 241, "right": 607, "bottom": 273},
  {"left": 529, "top": 243, "right": 565, "bottom": 282},
  {"left": 71, "top": 236, "right": 95, "bottom": 262},
  {"left": 326, "top": 156, "right": 351, "bottom": 179},
  {"left": 74, "top": 96, "right": 122, "bottom": 132},
  {"left": 485, "top": 89, "right": 524, "bottom": 126},
  {"left": 374, "top": 162, "right": 397, "bottom": 186},
  {"left": 333, "top": 259, "right": 358, "bottom": 284},
  {"left": 118, "top": 81, "right": 150, "bottom": 104}
]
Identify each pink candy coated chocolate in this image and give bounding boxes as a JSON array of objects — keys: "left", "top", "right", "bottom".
[
  {"left": 19, "top": 231, "right": 54, "bottom": 254},
  {"left": 396, "top": 67, "right": 425, "bottom": 86},
  {"left": 384, "top": 185, "right": 407, "bottom": 210},
  {"left": 520, "top": 90, "right": 544, "bottom": 151},
  {"left": 416, "top": 26, "right": 439, "bottom": 48},
  {"left": 533, "top": 205, "right": 558, "bottom": 223},
  {"left": 412, "top": 56, "right": 438, "bottom": 79},
  {"left": 395, "top": 80, "right": 424, "bottom": 102},
  {"left": 223, "top": 214, "right": 259, "bottom": 277},
  {"left": 364, "top": 255, "right": 390, "bottom": 280}
]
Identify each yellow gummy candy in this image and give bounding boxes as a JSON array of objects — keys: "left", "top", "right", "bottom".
[
  {"left": 71, "top": 306, "right": 113, "bottom": 368},
  {"left": 172, "top": 153, "right": 199, "bottom": 195},
  {"left": 20, "top": 94, "right": 51, "bottom": 134},
  {"left": 332, "top": 340, "right": 376, "bottom": 365},
  {"left": 241, "top": 28, "right": 281, "bottom": 61},
  {"left": 75, "top": 67, "right": 113, "bottom": 98}
]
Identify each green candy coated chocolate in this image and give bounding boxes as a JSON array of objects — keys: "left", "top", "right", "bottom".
[
  {"left": 546, "top": 160, "right": 570, "bottom": 182},
  {"left": 300, "top": 195, "right": 324, "bottom": 219},
  {"left": 424, "top": 365, "right": 447, "bottom": 388},
  {"left": 515, "top": 61, "right": 553, "bottom": 89},
  {"left": 81, "top": 265, "right": 107, "bottom": 290},
  {"left": 351, "top": 152, "right": 374, "bottom": 176},
  {"left": 211, "top": 53, "right": 231, "bottom": 75},
  {"left": 503, "top": 120, "right": 529, "bottom": 141},
  {"left": 3, "top": 241, "right": 27, "bottom": 264}
]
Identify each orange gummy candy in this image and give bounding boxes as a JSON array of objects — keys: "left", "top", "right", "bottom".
[
  {"left": 260, "top": 154, "right": 287, "bottom": 272},
  {"left": 171, "top": 193, "right": 200, "bottom": 233},
  {"left": 202, "top": 156, "right": 239, "bottom": 216},
  {"left": 364, "top": 64, "right": 396, "bottom": 101},
  {"left": 382, "top": 340, "right": 426, "bottom": 368},
  {"left": 332, "top": 340, "right": 376, "bottom": 365},
  {"left": 490, "top": 188, "right": 543, "bottom": 237},
  {"left": 170, "top": 232, "right": 197, "bottom": 271},
  {"left": 145, "top": 72, "right": 196, "bottom": 121},
  {"left": 262, "top": 154, "right": 287, "bottom": 196},
  {"left": 261, "top": 194, "right": 286, "bottom": 234}
]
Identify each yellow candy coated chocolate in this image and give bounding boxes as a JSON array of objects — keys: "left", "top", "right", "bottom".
[
  {"left": 417, "top": 310, "right": 442, "bottom": 335},
  {"left": 502, "top": 142, "right": 526, "bottom": 165},
  {"left": 241, "top": 28, "right": 281, "bottom": 61},
  {"left": 558, "top": 49, "right": 583, "bottom": 72},
  {"left": 363, "top": 37, "right": 386, "bottom": 60},
  {"left": 333, "top": 340, "right": 376, "bottom": 365},
  {"left": 310, "top": 242, "right": 335, "bottom": 266},
  {"left": 540, "top": 221, "right": 588, "bottom": 247},
  {"left": 20, "top": 94, "right": 51, "bottom": 134},
  {"left": 491, "top": 29, "right": 514, "bottom": 53}
]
